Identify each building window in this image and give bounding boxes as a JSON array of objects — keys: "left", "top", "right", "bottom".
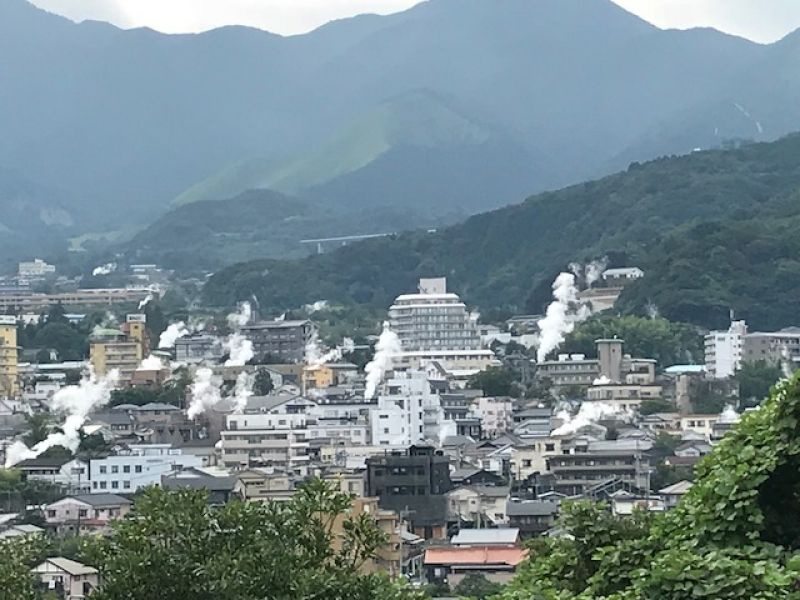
[
  {"left": 79, "top": 509, "right": 87, "bottom": 518},
  {"left": 47, "top": 510, "right": 55, "bottom": 518},
  {"left": 99, "top": 466, "right": 107, "bottom": 474},
  {"left": 123, "top": 481, "right": 131, "bottom": 489},
  {"left": 111, "top": 481, "right": 119, "bottom": 489},
  {"left": 135, "top": 465, "right": 142, "bottom": 473},
  {"left": 111, "top": 466, "right": 119, "bottom": 474},
  {"left": 123, "top": 465, "right": 130, "bottom": 473},
  {"left": 99, "top": 482, "right": 107, "bottom": 489}
]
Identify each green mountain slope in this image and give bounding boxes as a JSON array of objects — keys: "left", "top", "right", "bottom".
[
  {"left": 203, "top": 133, "right": 800, "bottom": 330},
  {"left": 123, "top": 189, "right": 436, "bottom": 272}
]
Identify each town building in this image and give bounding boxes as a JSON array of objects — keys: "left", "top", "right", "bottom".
[
  {"left": 423, "top": 545, "right": 527, "bottom": 586},
  {"left": 743, "top": 327, "right": 800, "bottom": 366},
  {"left": 473, "top": 396, "right": 514, "bottom": 438},
  {"left": 232, "top": 467, "right": 295, "bottom": 502},
  {"left": 161, "top": 467, "right": 236, "bottom": 504},
  {"left": 447, "top": 485, "right": 511, "bottom": 527},
  {"left": 88, "top": 444, "right": 202, "bottom": 493},
  {"left": 17, "top": 259, "right": 56, "bottom": 281},
  {"left": 506, "top": 500, "right": 559, "bottom": 538},
  {"left": 0, "top": 287, "right": 154, "bottom": 313},
  {"left": 0, "top": 315, "right": 19, "bottom": 398},
  {"left": 220, "top": 412, "right": 310, "bottom": 474},
  {"left": 548, "top": 439, "right": 652, "bottom": 496},
  {"left": 89, "top": 314, "right": 149, "bottom": 383},
  {"left": 366, "top": 445, "right": 452, "bottom": 539},
  {"left": 370, "top": 371, "right": 454, "bottom": 446},
  {"left": 174, "top": 333, "right": 224, "bottom": 364},
  {"left": 33, "top": 557, "right": 99, "bottom": 600},
  {"left": 44, "top": 494, "right": 132, "bottom": 534},
  {"left": 15, "top": 457, "right": 89, "bottom": 492},
  {"left": 388, "top": 278, "right": 496, "bottom": 374},
  {"left": 241, "top": 320, "right": 316, "bottom": 363},
  {"left": 705, "top": 320, "right": 747, "bottom": 379}
]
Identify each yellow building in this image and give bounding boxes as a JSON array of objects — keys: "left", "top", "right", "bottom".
[
  {"left": 303, "top": 365, "right": 335, "bottom": 392},
  {"left": 0, "top": 316, "right": 19, "bottom": 397},
  {"left": 90, "top": 315, "right": 148, "bottom": 384}
]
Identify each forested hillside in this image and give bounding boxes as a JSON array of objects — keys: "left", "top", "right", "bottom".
[{"left": 204, "top": 134, "right": 800, "bottom": 330}]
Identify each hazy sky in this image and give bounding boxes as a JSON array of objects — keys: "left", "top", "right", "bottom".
[{"left": 28, "top": 0, "right": 800, "bottom": 43}]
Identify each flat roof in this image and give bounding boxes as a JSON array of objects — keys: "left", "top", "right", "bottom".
[{"left": 451, "top": 528, "right": 519, "bottom": 545}]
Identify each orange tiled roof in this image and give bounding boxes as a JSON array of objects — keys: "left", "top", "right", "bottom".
[{"left": 424, "top": 545, "right": 528, "bottom": 567}]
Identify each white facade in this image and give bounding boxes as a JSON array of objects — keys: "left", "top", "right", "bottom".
[
  {"left": 473, "top": 396, "right": 514, "bottom": 438},
  {"left": 18, "top": 259, "right": 56, "bottom": 279},
  {"left": 220, "top": 413, "right": 310, "bottom": 474},
  {"left": 89, "top": 445, "right": 201, "bottom": 493},
  {"left": 370, "top": 371, "right": 455, "bottom": 446},
  {"left": 705, "top": 320, "right": 747, "bottom": 379},
  {"left": 388, "top": 278, "right": 495, "bottom": 374}
]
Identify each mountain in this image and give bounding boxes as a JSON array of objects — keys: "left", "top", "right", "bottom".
[
  {"left": 122, "top": 189, "right": 437, "bottom": 272},
  {"left": 203, "top": 133, "right": 800, "bottom": 331},
  {"left": 3, "top": 0, "right": 791, "bottom": 237},
  {"left": 0, "top": 166, "right": 80, "bottom": 270}
]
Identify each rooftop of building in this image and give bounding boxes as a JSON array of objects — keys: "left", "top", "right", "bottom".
[
  {"left": 506, "top": 500, "right": 560, "bottom": 517},
  {"left": 451, "top": 528, "right": 519, "bottom": 546},
  {"left": 241, "top": 320, "right": 311, "bottom": 330},
  {"left": 60, "top": 494, "right": 132, "bottom": 507},
  {"left": 35, "top": 557, "right": 98, "bottom": 577},
  {"left": 424, "top": 545, "right": 528, "bottom": 566}
]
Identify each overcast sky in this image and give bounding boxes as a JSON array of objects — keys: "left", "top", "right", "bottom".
[{"left": 27, "top": 0, "right": 800, "bottom": 43}]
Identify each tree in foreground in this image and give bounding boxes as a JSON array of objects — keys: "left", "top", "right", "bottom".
[
  {"left": 498, "top": 373, "right": 800, "bottom": 599},
  {"left": 82, "top": 478, "right": 426, "bottom": 600},
  {"left": 0, "top": 536, "right": 45, "bottom": 600}
]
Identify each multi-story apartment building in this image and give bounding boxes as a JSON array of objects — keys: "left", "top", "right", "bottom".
[
  {"left": 704, "top": 320, "right": 747, "bottom": 379},
  {"left": 370, "top": 371, "right": 454, "bottom": 446},
  {"left": 88, "top": 444, "right": 201, "bottom": 493},
  {"left": 220, "top": 412, "right": 310, "bottom": 475},
  {"left": 366, "top": 445, "right": 452, "bottom": 539},
  {"left": 0, "top": 287, "right": 153, "bottom": 313},
  {"left": 241, "top": 320, "right": 316, "bottom": 363},
  {"left": 0, "top": 316, "right": 19, "bottom": 397},
  {"left": 536, "top": 338, "right": 656, "bottom": 391},
  {"left": 743, "top": 327, "right": 800, "bottom": 366},
  {"left": 174, "top": 333, "right": 224, "bottom": 363},
  {"left": 473, "top": 396, "right": 514, "bottom": 438},
  {"left": 90, "top": 314, "right": 149, "bottom": 383},
  {"left": 388, "top": 278, "right": 495, "bottom": 374},
  {"left": 17, "top": 258, "right": 56, "bottom": 280},
  {"left": 548, "top": 439, "right": 651, "bottom": 496}
]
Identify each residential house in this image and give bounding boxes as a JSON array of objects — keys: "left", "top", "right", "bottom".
[
  {"left": 232, "top": 468, "right": 294, "bottom": 502},
  {"left": 423, "top": 545, "right": 528, "bottom": 586},
  {"left": 506, "top": 500, "right": 559, "bottom": 538},
  {"left": 15, "top": 457, "right": 89, "bottom": 492},
  {"left": 33, "top": 557, "right": 100, "bottom": 600},
  {"left": 161, "top": 467, "right": 236, "bottom": 504},
  {"left": 44, "top": 494, "right": 132, "bottom": 534},
  {"left": 659, "top": 480, "right": 694, "bottom": 509},
  {"left": 450, "top": 528, "right": 520, "bottom": 546},
  {"left": 449, "top": 467, "right": 505, "bottom": 487},
  {"left": 448, "top": 485, "right": 511, "bottom": 527}
]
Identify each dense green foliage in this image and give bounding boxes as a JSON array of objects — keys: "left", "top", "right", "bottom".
[
  {"left": 204, "top": 134, "right": 800, "bottom": 330},
  {"left": 0, "top": 536, "right": 45, "bottom": 600},
  {"left": 559, "top": 314, "right": 703, "bottom": 366},
  {"left": 467, "top": 367, "right": 518, "bottom": 398},
  {"left": 453, "top": 573, "right": 504, "bottom": 599},
  {"left": 738, "top": 360, "right": 784, "bottom": 408},
  {"left": 81, "top": 480, "right": 424, "bottom": 600},
  {"left": 497, "top": 373, "right": 800, "bottom": 599}
]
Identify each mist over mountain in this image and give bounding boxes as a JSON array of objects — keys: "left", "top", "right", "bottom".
[{"left": 3, "top": 0, "right": 800, "bottom": 263}]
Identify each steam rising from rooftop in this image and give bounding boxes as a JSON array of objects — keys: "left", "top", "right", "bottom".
[
  {"left": 187, "top": 367, "right": 223, "bottom": 419},
  {"left": 92, "top": 262, "right": 116, "bottom": 277},
  {"left": 536, "top": 271, "right": 592, "bottom": 363},
  {"left": 364, "top": 322, "right": 401, "bottom": 399},
  {"left": 159, "top": 321, "right": 190, "bottom": 349},
  {"left": 5, "top": 369, "right": 119, "bottom": 467},
  {"left": 552, "top": 400, "right": 630, "bottom": 436},
  {"left": 224, "top": 302, "right": 253, "bottom": 367}
]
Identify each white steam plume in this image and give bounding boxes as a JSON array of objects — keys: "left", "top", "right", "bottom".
[
  {"left": 159, "top": 322, "right": 190, "bottom": 349},
  {"left": 187, "top": 367, "right": 223, "bottom": 419},
  {"left": 138, "top": 293, "right": 154, "bottom": 310},
  {"left": 5, "top": 370, "right": 119, "bottom": 467},
  {"left": 552, "top": 401, "right": 629, "bottom": 436},
  {"left": 536, "top": 272, "right": 591, "bottom": 363},
  {"left": 364, "top": 323, "right": 401, "bottom": 399},
  {"left": 224, "top": 333, "right": 254, "bottom": 367},
  {"left": 719, "top": 404, "right": 740, "bottom": 424},
  {"left": 224, "top": 303, "right": 254, "bottom": 366},
  {"left": 92, "top": 262, "right": 116, "bottom": 277},
  {"left": 305, "top": 300, "right": 329, "bottom": 313},
  {"left": 227, "top": 302, "right": 252, "bottom": 329},
  {"left": 137, "top": 355, "right": 164, "bottom": 371},
  {"left": 645, "top": 300, "right": 660, "bottom": 320},
  {"left": 232, "top": 371, "right": 254, "bottom": 414},
  {"left": 306, "top": 335, "right": 355, "bottom": 367}
]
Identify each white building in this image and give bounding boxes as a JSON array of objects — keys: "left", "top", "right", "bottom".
[
  {"left": 388, "top": 278, "right": 496, "bottom": 375},
  {"left": 18, "top": 259, "right": 56, "bottom": 280},
  {"left": 370, "top": 371, "right": 455, "bottom": 446},
  {"left": 220, "top": 412, "right": 310, "bottom": 474},
  {"left": 89, "top": 444, "right": 201, "bottom": 493},
  {"left": 705, "top": 320, "right": 747, "bottom": 379},
  {"left": 473, "top": 396, "right": 514, "bottom": 438}
]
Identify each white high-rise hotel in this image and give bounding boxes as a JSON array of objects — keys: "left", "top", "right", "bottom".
[{"left": 389, "top": 278, "right": 496, "bottom": 375}]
